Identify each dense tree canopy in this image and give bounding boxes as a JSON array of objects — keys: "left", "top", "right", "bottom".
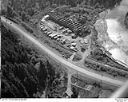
[
  {"left": 2, "top": 0, "right": 122, "bottom": 24},
  {"left": 124, "top": 12, "right": 128, "bottom": 28},
  {"left": 1, "top": 25, "right": 67, "bottom": 98}
]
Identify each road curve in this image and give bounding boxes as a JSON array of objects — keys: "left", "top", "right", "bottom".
[{"left": 1, "top": 16, "right": 124, "bottom": 87}]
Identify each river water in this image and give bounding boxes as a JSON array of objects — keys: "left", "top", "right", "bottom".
[
  {"left": 95, "top": 18, "right": 128, "bottom": 68},
  {"left": 106, "top": 18, "right": 128, "bottom": 67}
]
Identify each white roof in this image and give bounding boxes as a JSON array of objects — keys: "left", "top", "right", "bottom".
[
  {"left": 49, "top": 34, "right": 52, "bottom": 36},
  {"left": 41, "top": 26, "right": 44, "bottom": 28},
  {"left": 50, "top": 33, "right": 57, "bottom": 37},
  {"left": 70, "top": 46, "right": 75, "bottom": 49},
  {"left": 84, "top": 38, "right": 88, "bottom": 43},
  {"left": 41, "top": 15, "right": 49, "bottom": 22},
  {"left": 71, "top": 43, "right": 76, "bottom": 45},
  {"left": 52, "top": 34, "right": 57, "bottom": 37},
  {"left": 54, "top": 36, "right": 58, "bottom": 38},
  {"left": 44, "top": 15, "right": 49, "bottom": 19}
]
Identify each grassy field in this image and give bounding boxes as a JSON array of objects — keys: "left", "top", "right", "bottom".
[{"left": 71, "top": 74, "right": 114, "bottom": 98}]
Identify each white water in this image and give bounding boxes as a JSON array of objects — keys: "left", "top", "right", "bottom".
[
  {"left": 106, "top": 19, "right": 128, "bottom": 67},
  {"left": 109, "top": 48, "right": 128, "bottom": 66},
  {"left": 106, "top": 19, "right": 128, "bottom": 46}
]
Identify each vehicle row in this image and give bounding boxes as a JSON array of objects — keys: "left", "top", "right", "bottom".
[{"left": 39, "top": 22, "right": 78, "bottom": 52}]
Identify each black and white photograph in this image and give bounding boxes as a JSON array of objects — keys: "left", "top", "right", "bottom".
[{"left": 1, "top": 0, "right": 128, "bottom": 99}]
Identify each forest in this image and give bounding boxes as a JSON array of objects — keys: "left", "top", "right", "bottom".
[
  {"left": 124, "top": 12, "right": 128, "bottom": 28},
  {"left": 1, "top": 24, "right": 68, "bottom": 98},
  {"left": 1, "top": 0, "right": 122, "bottom": 26}
]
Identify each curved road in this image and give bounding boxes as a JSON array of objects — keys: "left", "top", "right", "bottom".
[{"left": 1, "top": 16, "right": 124, "bottom": 87}]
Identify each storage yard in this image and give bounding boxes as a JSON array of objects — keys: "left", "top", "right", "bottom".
[
  {"left": 38, "top": 6, "right": 128, "bottom": 81},
  {"left": 39, "top": 14, "right": 92, "bottom": 61}
]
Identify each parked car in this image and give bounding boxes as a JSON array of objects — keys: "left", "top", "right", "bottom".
[
  {"left": 71, "top": 42, "right": 77, "bottom": 47},
  {"left": 53, "top": 35, "right": 58, "bottom": 39},
  {"left": 60, "top": 39, "right": 66, "bottom": 44},
  {"left": 58, "top": 35, "right": 62, "bottom": 38},
  {"left": 71, "top": 47, "right": 78, "bottom": 52},
  {"left": 57, "top": 38, "right": 60, "bottom": 41},
  {"left": 67, "top": 29, "right": 72, "bottom": 33},
  {"left": 47, "top": 32, "right": 52, "bottom": 35},
  {"left": 59, "top": 26, "right": 64, "bottom": 30},
  {"left": 62, "top": 29, "right": 67, "bottom": 33},
  {"left": 51, "top": 34, "right": 57, "bottom": 37}
]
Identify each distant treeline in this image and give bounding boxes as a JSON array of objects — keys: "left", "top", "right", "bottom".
[{"left": 2, "top": 0, "right": 122, "bottom": 24}]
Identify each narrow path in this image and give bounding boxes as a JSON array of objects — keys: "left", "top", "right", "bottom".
[
  {"left": 65, "top": 70, "right": 73, "bottom": 97},
  {"left": 68, "top": 52, "right": 76, "bottom": 61}
]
